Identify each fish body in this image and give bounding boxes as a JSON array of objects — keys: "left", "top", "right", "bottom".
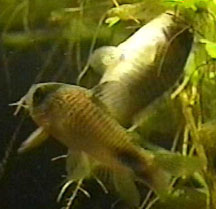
[
  {"left": 18, "top": 82, "right": 203, "bottom": 206},
  {"left": 79, "top": 12, "right": 193, "bottom": 127},
  {"left": 24, "top": 83, "right": 169, "bottom": 194}
]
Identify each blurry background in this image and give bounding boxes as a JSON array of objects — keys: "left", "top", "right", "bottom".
[
  {"left": 1, "top": 0, "right": 216, "bottom": 209},
  {"left": 0, "top": 1, "right": 155, "bottom": 208}
]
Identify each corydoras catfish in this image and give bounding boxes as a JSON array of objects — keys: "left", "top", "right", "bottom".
[
  {"left": 19, "top": 82, "right": 201, "bottom": 206},
  {"left": 78, "top": 12, "right": 193, "bottom": 127}
]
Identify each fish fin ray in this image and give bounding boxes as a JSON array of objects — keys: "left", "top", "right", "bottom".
[{"left": 18, "top": 127, "right": 49, "bottom": 153}]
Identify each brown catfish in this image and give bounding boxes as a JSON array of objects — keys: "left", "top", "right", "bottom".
[{"left": 19, "top": 82, "right": 201, "bottom": 206}]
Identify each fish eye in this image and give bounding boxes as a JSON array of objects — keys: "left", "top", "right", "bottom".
[
  {"left": 32, "top": 83, "right": 62, "bottom": 107},
  {"left": 33, "top": 87, "right": 48, "bottom": 107}
]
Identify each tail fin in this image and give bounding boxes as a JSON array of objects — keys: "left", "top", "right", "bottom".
[
  {"left": 153, "top": 152, "right": 203, "bottom": 177},
  {"left": 144, "top": 151, "right": 203, "bottom": 196},
  {"left": 117, "top": 148, "right": 203, "bottom": 197}
]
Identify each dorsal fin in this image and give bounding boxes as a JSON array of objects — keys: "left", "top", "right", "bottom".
[{"left": 91, "top": 81, "right": 133, "bottom": 127}]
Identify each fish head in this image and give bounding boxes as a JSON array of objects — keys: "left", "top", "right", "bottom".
[
  {"left": 89, "top": 46, "right": 124, "bottom": 75},
  {"left": 23, "top": 82, "right": 64, "bottom": 125}
]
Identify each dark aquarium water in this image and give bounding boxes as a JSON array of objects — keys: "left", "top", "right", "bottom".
[{"left": 0, "top": 1, "right": 216, "bottom": 209}]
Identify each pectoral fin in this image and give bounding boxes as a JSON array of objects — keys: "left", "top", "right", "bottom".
[
  {"left": 18, "top": 127, "right": 49, "bottom": 153},
  {"left": 66, "top": 151, "right": 92, "bottom": 180}
]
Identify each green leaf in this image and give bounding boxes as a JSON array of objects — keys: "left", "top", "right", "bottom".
[
  {"left": 205, "top": 42, "right": 216, "bottom": 59},
  {"left": 105, "top": 16, "right": 120, "bottom": 27},
  {"left": 200, "top": 39, "right": 216, "bottom": 59}
]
